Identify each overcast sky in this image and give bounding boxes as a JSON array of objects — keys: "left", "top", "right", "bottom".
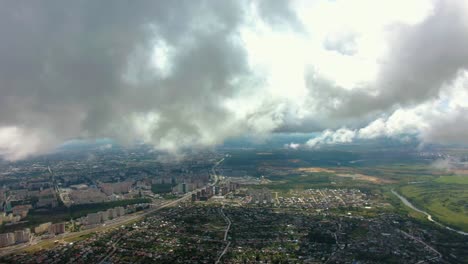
[{"left": 1, "top": 0, "right": 468, "bottom": 160}]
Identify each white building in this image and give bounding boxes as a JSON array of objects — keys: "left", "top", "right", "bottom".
[
  {"left": 0, "top": 233, "right": 15, "bottom": 247},
  {"left": 14, "top": 229, "right": 31, "bottom": 243},
  {"left": 87, "top": 212, "right": 102, "bottom": 225}
]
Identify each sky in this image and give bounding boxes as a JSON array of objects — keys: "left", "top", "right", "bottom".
[{"left": 1, "top": 0, "right": 468, "bottom": 160}]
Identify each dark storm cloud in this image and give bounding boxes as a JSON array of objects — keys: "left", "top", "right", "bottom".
[
  {"left": 1, "top": 0, "right": 468, "bottom": 159},
  {"left": 0, "top": 0, "right": 293, "bottom": 159}
]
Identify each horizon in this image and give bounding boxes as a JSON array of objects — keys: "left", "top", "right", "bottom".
[
  {"left": 0, "top": 1, "right": 467, "bottom": 263},
  {"left": 1, "top": 0, "right": 468, "bottom": 161}
]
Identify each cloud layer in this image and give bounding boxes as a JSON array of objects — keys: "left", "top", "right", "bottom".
[{"left": 1, "top": 0, "right": 468, "bottom": 160}]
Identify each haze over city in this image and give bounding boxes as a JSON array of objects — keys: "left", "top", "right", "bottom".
[{"left": 0, "top": 1, "right": 467, "bottom": 263}]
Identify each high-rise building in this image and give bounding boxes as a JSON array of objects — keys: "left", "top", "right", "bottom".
[
  {"left": 35, "top": 222, "right": 52, "bottom": 234},
  {"left": 48, "top": 223, "right": 65, "bottom": 235},
  {"left": 14, "top": 228, "right": 31, "bottom": 243},
  {"left": 99, "top": 211, "right": 109, "bottom": 221},
  {"left": 87, "top": 212, "right": 102, "bottom": 225},
  {"left": 99, "top": 181, "right": 133, "bottom": 195},
  {"left": 107, "top": 208, "right": 116, "bottom": 219},
  {"left": 221, "top": 187, "right": 228, "bottom": 196},
  {"left": 4, "top": 201, "right": 12, "bottom": 213},
  {"left": 115, "top": 207, "right": 125, "bottom": 217},
  {"left": 0, "top": 233, "right": 15, "bottom": 247},
  {"left": 12, "top": 204, "right": 32, "bottom": 219}
]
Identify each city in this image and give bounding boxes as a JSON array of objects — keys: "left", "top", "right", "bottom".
[
  {"left": 0, "top": 145, "right": 467, "bottom": 263},
  {"left": 1, "top": 0, "right": 468, "bottom": 263}
]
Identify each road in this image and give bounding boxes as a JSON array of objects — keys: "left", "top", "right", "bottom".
[
  {"left": 1, "top": 158, "right": 225, "bottom": 256},
  {"left": 325, "top": 223, "right": 342, "bottom": 264},
  {"left": 215, "top": 206, "right": 232, "bottom": 264},
  {"left": 48, "top": 166, "right": 62, "bottom": 206},
  {"left": 96, "top": 236, "right": 123, "bottom": 264},
  {"left": 220, "top": 207, "right": 231, "bottom": 241},
  {"left": 210, "top": 157, "right": 225, "bottom": 186},
  {"left": 391, "top": 189, "right": 468, "bottom": 236},
  {"left": 398, "top": 229, "right": 442, "bottom": 260},
  {"left": 0, "top": 189, "right": 196, "bottom": 257}
]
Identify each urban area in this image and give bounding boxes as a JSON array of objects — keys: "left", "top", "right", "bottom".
[{"left": 0, "top": 146, "right": 467, "bottom": 263}]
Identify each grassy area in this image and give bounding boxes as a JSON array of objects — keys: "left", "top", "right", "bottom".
[
  {"left": 435, "top": 175, "right": 468, "bottom": 185},
  {"left": 382, "top": 187, "right": 427, "bottom": 222},
  {"left": 161, "top": 193, "right": 178, "bottom": 199},
  {"left": 151, "top": 183, "right": 173, "bottom": 194},
  {"left": 399, "top": 183, "right": 468, "bottom": 232},
  {"left": 64, "top": 233, "right": 94, "bottom": 243},
  {"left": 24, "top": 211, "right": 145, "bottom": 253},
  {"left": 258, "top": 173, "right": 331, "bottom": 191},
  {"left": 226, "top": 152, "right": 468, "bottom": 232},
  {"left": 69, "top": 198, "right": 151, "bottom": 218}
]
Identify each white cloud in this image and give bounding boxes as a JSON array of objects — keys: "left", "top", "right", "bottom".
[
  {"left": 285, "top": 142, "right": 300, "bottom": 149},
  {"left": 0, "top": 127, "right": 55, "bottom": 161},
  {"left": 0, "top": 0, "right": 467, "bottom": 160},
  {"left": 304, "top": 70, "right": 468, "bottom": 148},
  {"left": 306, "top": 128, "right": 356, "bottom": 148}
]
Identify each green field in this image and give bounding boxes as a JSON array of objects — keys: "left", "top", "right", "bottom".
[
  {"left": 264, "top": 173, "right": 331, "bottom": 190},
  {"left": 435, "top": 175, "right": 468, "bottom": 185},
  {"left": 151, "top": 183, "right": 174, "bottom": 193},
  {"left": 222, "top": 150, "right": 468, "bottom": 232},
  {"left": 68, "top": 198, "right": 151, "bottom": 218},
  {"left": 399, "top": 183, "right": 468, "bottom": 232}
]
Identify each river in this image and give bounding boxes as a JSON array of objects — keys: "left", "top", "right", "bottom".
[{"left": 391, "top": 189, "right": 468, "bottom": 236}]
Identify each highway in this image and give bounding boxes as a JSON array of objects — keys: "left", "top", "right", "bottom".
[
  {"left": 0, "top": 190, "right": 195, "bottom": 257},
  {"left": 212, "top": 157, "right": 230, "bottom": 264},
  {"left": 397, "top": 229, "right": 442, "bottom": 261},
  {"left": 210, "top": 157, "right": 225, "bottom": 186},
  {"left": 0, "top": 158, "right": 226, "bottom": 257},
  {"left": 215, "top": 206, "right": 232, "bottom": 264},
  {"left": 48, "top": 166, "right": 62, "bottom": 206}
]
